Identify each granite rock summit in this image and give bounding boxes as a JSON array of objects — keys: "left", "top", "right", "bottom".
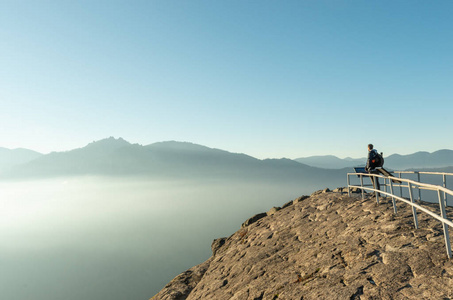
[{"left": 152, "top": 191, "right": 453, "bottom": 299}]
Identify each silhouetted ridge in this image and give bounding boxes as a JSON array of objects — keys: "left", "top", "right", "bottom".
[
  {"left": 0, "top": 147, "right": 43, "bottom": 171},
  {"left": 84, "top": 137, "right": 132, "bottom": 151},
  {"left": 0, "top": 138, "right": 347, "bottom": 191},
  {"left": 146, "top": 141, "right": 217, "bottom": 152},
  {"left": 297, "top": 149, "right": 453, "bottom": 170},
  {"left": 3, "top": 138, "right": 453, "bottom": 181}
]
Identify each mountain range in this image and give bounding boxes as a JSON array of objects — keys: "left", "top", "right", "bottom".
[
  {"left": 294, "top": 155, "right": 364, "bottom": 169},
  {"left": 2, "top": 137, "right": 453, "bottom": 181},
  {"left": 0, "top": 138, "right": 347, "bottom": 192},
  {"left": 296, "top": 149, "right": 453, "bottom": 170},
  {"left": 2, "top": 137, "right": 283, "bottom": 178}
]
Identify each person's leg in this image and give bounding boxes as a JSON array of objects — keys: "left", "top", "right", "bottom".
[
  {"left": 369, "top": 174, "right": 376, "bottom": 190},
  {"left": 371, "top": 170, "right": 381, "bottom": 196}
]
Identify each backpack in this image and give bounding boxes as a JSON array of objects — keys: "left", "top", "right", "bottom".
[{"left": 372, "top": 152, "right": 384, "bottom": 168}]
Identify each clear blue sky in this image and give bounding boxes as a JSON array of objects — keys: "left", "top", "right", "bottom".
[{"left": 1, "top": 1, "right": 452, "bottom": 159}]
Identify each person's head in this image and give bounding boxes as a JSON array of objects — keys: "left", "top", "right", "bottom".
[{"left": 368, "top": 144, "right": 374, "bottom": 151}]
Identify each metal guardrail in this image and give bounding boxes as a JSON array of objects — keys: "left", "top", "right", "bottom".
[
  {"left": 347, "top": 171, "right": 453, "bottom": 259},
  {"left": 393, "top": 171, "right": 452, "bottom": 207}
]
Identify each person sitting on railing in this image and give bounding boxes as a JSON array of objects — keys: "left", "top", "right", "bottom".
[{"left": 366, "top": 143, "right": 381, "bottom": 196}]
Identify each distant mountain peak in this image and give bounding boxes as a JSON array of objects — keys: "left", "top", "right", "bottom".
[
  {"left": 85, "top": 137, "right": 131, "bottom": 149},
  {"left": 146, "top": 141, "right": 215, "bottom": 152},
  {"left": 149, "top": 140, "right": 203, "bottom": 147}
]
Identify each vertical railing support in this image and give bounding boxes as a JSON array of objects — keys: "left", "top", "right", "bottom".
[
  {"left": 347, "top": 174, "right": 351, "bottom": 197},
  {"left": 360, "top": 174, "right": 364, "bottom": 200},
  {"left": 399, "top": 173, "right": 403, "bottom": 197},
  {"left": 408, "top": 182, "right": 419, "bottom": 229},
  {"left": 374, "top": 175, "right": 379, "bottom": 204},
  {"left": 438, "top": 190, "right": 452, "bottom": 259},
  {"left": 417, "top": 172, "right": 421, "bottom": 201},
  {"left": 389, "top": 179, "right": 397, "bottom": 214},
  {"left": 443, "top": 174, "right": 448, "bottom": 207}
]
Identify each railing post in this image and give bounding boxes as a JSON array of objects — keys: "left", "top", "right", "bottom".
[
  {"left": 360, "top": 174, "right": 364, "bottom": 200},
  {"left": 437, "top": 190, "right": 452, "bottom": 259},
  {"left": 443, "top": 174, "right": 448, "bottom": 207},
  {"left": 408, "top": 182, "right": 419, "bottom": 229},
  {"left": 374, "top": 175, "right": 379, "bottom": 204},
  {"left": 399, "top": 173, "right": 403, "bottom": 197},
  {"left": 347, "top": 174, "right": 351, "bottom": 197},
  {"left": 389, "top": 179, "right": 397, "bottom": 214},
  {"left": 417, "top": 172, "right": 421, "bottom": 201}
]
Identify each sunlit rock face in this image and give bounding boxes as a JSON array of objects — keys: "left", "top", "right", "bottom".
[{"left": 152, "top": 191, "right": 453, "bottom": 300}]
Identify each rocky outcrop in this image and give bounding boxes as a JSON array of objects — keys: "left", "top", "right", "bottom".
[
  {"left": 151, "top": 190, "right": 453, "bottom": 299},
  {"left": 241, "top": 213, "right": 268, "bottom": 228},
  {"left": 150, "top": 258, "right": 212, "bottom": 300}
]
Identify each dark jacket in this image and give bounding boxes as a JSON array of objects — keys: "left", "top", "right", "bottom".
[{"left": 366, "top": 149, "right": 379, "bottom": 171}]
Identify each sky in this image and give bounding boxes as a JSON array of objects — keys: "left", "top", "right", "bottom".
[{"left": 1, "top": 1, "right": 452, "bottom": 159}]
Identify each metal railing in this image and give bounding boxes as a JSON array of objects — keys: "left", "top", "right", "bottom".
[
  {"left": 393, "top": 171, "right": 452, "bottom": 207},
  {"left": 347, "top": 171, "right": 453, "bottom": 259}
]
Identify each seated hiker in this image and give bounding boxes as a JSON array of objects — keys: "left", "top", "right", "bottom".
[{"left": 366, "top": 143, "right": 384, "bottom": 195}]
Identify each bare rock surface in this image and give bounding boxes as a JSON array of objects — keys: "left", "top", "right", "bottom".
[{"left": 151, "top": 191, "right": 453, "bottom": 300}]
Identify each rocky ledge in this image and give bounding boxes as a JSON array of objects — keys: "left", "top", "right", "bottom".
[{"left": 151, "top": 189, "right": 453, "bottom": 300}]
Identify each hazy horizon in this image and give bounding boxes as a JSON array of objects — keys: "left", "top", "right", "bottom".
[{"left": 3, "top": 136, "right": 453, "bottom": 161}]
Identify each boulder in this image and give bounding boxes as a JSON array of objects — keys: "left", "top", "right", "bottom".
[
  {"left": 311, "top": 188, "right": 331, "bottom": 196},
  {"left": 281, "top": 200, "right": 293, "bottom": 209},
  {"left": 211, "top": 237, "right": 227, "bottom": 256},
  {"left": 267, "top": 206, "right": 280, "bottom": 216},
  {"left": 294, "top": 195, "right": 309, "bottom": 203},
  {"left": 241, "top": 212, "right": 267, "bottom": 228}
]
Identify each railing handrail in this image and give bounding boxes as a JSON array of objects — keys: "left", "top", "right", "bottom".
[
  {"left": 347, "top": 183, "right": 453, "bottom": 228},
  {"left": 347, "top": 172, "right": 453, "bottom": 198},
  {"left": 347, "top": 171, "right": 453, "bottom": 259},
  {"left": 393, "top": 170, "right": 453, "bottom": 177}
]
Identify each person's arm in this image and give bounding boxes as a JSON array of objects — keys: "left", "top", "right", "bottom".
[{"left": 365, "top": 152, "right": 370, "bottom": 171}]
